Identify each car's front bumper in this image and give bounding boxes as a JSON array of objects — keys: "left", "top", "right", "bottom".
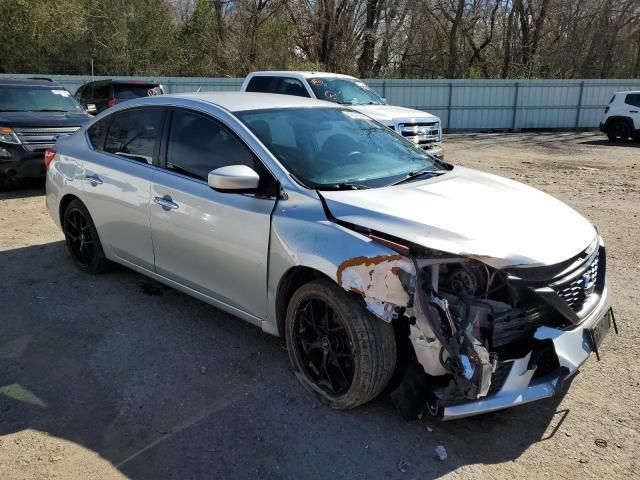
[
  {"left": 0, "top": 144, "right": 46, "bottom": 179},
  {"left": 441, "top": 278, "right": 612, "bottom": 420}
]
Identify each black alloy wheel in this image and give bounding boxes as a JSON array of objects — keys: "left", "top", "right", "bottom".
[
  {"left": 292, "top": 297, "right": 355, "bottom": 396},
  {"left": 285, "top": 279, "right": 396, "bottom": 410},
  {"left": 62, "top": 199, "right": 110, "bottom": 274}
]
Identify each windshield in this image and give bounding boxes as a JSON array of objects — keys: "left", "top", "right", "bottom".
[
  {"left": 0, "top": 86, "right": 84, "bottom": 112},
  {"left": 236, "top": 107, "right": 444, "bottom": 189},
  {"left": 114, "top": 84, "right": 163, "bottom": 100},
  {"left": 307, "top": 77, "right": 385, "bottom": 106}
]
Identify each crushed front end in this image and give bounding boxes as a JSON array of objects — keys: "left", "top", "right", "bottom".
[{"left": 385, "top": 236, "right": 614, "bottom": 420}]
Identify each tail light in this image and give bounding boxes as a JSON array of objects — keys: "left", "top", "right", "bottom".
[
  {"left": 107, "top": 98, "right": 116, "bottom": 108},
  {"left": 604, "top": 106, "right": 609, "bottom": 114},
  {"left": 44, "top": 149, "right": 56, "bottom": 170}
]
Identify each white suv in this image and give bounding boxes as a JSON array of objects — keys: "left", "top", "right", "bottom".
[
  {"left": 241, "top": 71, "right": 444, "bottom": 158},
  {"left": 600, "top": 91, "right": 640, "bottom": 142}
]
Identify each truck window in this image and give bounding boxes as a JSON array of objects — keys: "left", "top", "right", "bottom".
[
  {"left": 274, "top": 78, "right": 309, "bottom": 98},
  {"left": 246, "top": 76, "right": 274, "bottom": 93}
]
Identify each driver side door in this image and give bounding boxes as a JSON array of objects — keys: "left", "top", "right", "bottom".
[{"left": 149, "top": 108, "right": 278, "bottom": 320}]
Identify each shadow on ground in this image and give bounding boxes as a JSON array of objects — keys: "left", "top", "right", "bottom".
[
  {"left": 0, "top": 242, "right": 569, "bottom": 479},
  {"left": 578, "top": 139, "right": 640, "bottom": 148}
]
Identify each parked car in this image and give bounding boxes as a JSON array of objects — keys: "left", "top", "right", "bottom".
[
  {"left": 241, "top": 71, "right": 445, "bottom": 159},
  {"left": 0, "top": 78, "right": 92, "bottom": 189},
  {"left": 74, "top": 79, "right": 165, "bottom": 113},
  {"left": 600, "top": 90, "right": 640, "bottom": 141},
  {"left": 46, "top": 92, "right": 613, "bottom": 420}
]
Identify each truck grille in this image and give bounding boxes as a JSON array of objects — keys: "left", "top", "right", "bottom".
[
  {"left": 397, "top": 122, "right": 440, "bottom": 147},
  {"left": 14, "top": 127, "right": 80, "bottom": 152},
  {"left": 552, "top": 249, "right": 600, "bottom": 313}
]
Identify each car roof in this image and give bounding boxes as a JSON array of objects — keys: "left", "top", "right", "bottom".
[
  {"left": 83, "top": 79, "right": 160, "bottom": 86},
  {"left": 249, "top": 71, "right": 356, "bottom": 80},
  {"left": 171, "top": 92, "right": 341, "bottom": 112},
  {"left": 0, "top": 78, "right": 63, "bottom": 88}
]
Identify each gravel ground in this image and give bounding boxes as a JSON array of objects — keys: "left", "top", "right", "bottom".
[{"left": 0, "top": 131, "right": 638, "bottom": 479}]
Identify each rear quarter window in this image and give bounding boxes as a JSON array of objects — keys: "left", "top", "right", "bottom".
[{"left": 87, "top": 117, "right": 110, "bottom": 150}]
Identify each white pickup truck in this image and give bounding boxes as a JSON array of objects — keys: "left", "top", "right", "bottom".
[{"left": 240, "top": 71, "right": 444, "bottom": 159}]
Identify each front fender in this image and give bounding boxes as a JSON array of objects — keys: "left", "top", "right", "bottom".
[{"left": 265, "top": 190, "right": 414, "bottom": 335}]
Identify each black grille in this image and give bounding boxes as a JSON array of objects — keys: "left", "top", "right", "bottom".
[
  {"left": 14, "top": 127, "right": 79, "bottom": 152},
  {"left": 487, "top": 361, "right": 512, "bottom": 396},
  {"left": 552, "top": 249, "right": 599, "bottom": 312}
]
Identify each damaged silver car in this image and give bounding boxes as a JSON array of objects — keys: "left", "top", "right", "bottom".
[{"left": 46, "top": 92, "right": 615, "bottom": 420}]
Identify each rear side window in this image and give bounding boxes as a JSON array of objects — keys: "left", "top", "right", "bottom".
[
  {"left": 625, "top": 94, "right": 640, "bottom": 107},
  {"left": 87, "top": 118, "right": 110, "bottom": 149},
  {"left": 245, "top": 76, "right": 274, "bottom": 93},
  {"left": 104, "top": 108, "right": 164, "bottom": 164},
  {"left": 114, "top": 84, "right": 161, "bottom": 101},
  {"left": 165, "top": 109, "right": 255, "bottom": 180}
]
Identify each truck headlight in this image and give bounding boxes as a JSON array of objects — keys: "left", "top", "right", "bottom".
[{"left": 0, "top": 127, "right": 21, "bottom": 144}]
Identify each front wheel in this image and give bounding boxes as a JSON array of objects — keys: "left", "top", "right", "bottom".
[{"left": 285, "top": 279, "right": 397, "bottom": 409}]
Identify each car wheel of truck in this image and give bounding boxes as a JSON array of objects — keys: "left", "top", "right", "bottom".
[
  {"left": 285, "top": 279, "right": 396, "bottom": 409},
  {"left": 607, "top": 121, "right": 630, "bottom": 142},
  {"left": 63, "top": 199, "right": 110, "bottom": 274}
]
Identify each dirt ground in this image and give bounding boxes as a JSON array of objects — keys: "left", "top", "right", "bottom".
[{"left": 0, "top": 131, "right": 638, "bottom": 479}]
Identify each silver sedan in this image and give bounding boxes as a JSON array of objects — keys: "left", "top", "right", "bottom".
[{"left": 45, "top": 93, "right": 613, "bottom": 420}]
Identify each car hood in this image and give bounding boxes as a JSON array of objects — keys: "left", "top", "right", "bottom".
[
  {"left": 349, "top": 104, "right": 440, "bottom": 125},
  {"left": 321, "top": 166, "right": 596, "bottom": 269},
  {"left": 0, "top": 111, "right": 91, "bottom": 128}
]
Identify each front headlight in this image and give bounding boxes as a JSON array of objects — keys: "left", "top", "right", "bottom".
[{"left": 0, "top": 127, "right": 21, "bottom": 144}]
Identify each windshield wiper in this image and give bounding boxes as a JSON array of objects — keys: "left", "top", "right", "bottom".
[
  {"left": 316, "top": 182, "right": 372, "bottom": 191},
  {"left": 388, "top": 169, "right": 449, "bottom": 186}
]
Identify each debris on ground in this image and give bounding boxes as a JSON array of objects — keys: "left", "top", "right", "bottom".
[
  {"left": 397, "top": 460, "right": 409, "bottom": 472},
  {"left": 435, "top": 445, "right": 448, "bottom": 461}
]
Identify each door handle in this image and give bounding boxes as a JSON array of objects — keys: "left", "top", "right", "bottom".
[
  {"left": 85, "top": 174, "right": 103, "bottom": 186},
  {"left": 630, "top": 110, "right": 638, "bottom": 113},
  {"left": 153, "top": 195, "right": 179, "bottom": 210}
]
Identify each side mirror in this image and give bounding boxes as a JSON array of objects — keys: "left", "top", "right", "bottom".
[
  {"left": 85, "top": 104, "right": 97, "bottom": 115},
  {"left": 208, "top": 165, "right": 260, "bottom": 192}
]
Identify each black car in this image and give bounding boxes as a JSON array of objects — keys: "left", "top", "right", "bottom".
[
  {"left": 75, "top": 79, "right": 165, "bottom": 113},
  {"left": 0, "top": 78, "right": 92, "bottom": 189}
]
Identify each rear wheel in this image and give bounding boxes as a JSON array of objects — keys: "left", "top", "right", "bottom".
[
  {"left": 285, "top": 279, "right": 396, "bottom": 409},
  {"left": 63, "top": 199, "right": 110, "bottom": 274},
  {"left": 607, "top": 121, "right": 630, "bottom": 142}
]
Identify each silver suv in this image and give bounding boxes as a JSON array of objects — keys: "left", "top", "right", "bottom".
[{"left": 46, "top": 92, "right": 613, "bottom": 420}]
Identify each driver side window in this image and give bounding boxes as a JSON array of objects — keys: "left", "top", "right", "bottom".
[{"left": 165, "top": 110, "right": 255, "bottom": 181}]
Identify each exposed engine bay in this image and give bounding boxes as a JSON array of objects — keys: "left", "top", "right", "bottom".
[{"left": 336, "top": 234, "right": 612, "bottom": 420}]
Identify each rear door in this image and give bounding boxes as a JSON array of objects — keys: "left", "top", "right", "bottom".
[
  {"left": 149, "top": 108, "right": 277, "bottom": 319},
  {"left": 624, "top": 93, "right": 640, "bottom": 129},
  {"left": 82, "top": 107, "right": 166, "bottom": 270}
]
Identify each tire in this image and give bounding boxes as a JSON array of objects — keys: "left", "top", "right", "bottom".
[
  {"left": 285, "top": 278, "right": 396, "bottom": 409},
  {"left": 62, "top": 199, "right": 110, "bottom": 274},
  {"left": 607, "top": 121, "right": 630, "bottom": 142}
]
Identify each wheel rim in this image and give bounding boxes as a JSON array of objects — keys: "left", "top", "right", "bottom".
[
  {"left": 64, "top": 208, "right": 95, "bottom": 267},
  {"left": 293, "top": 297, "right": 355, "bottom": 396}
]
